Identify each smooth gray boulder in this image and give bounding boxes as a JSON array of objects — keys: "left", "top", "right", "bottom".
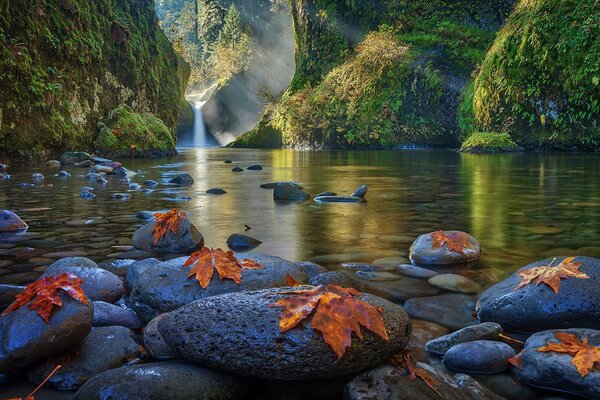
[
  {"left": 443, "top": 340, "right": 516, "bottom": 374},
  {"left": 131, "top": 217, "right": 204, "bottom": 254},
  {"left": 124, "top": 258, "right": 161, "bottom": 291},
  {"left": 409, "top": 231, "right": 480, "bottom": 265},
  {"left": 143, "top": 313, "right": 180, "bottom": 360},
  {"left": 92, "top": 301, "right": 143, "bottom": 330},
  {"left": 273, "top": 182, "right": 310, "bottom": 201},
  {"left": 0, "top": 210, "right": 28, "bottom": 232},
  {"left": 426, "top": 322, "right": 503, "bottom": 355}
]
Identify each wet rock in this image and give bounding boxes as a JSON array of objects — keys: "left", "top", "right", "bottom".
[
  {"left": 309, "top": 271, "right": 364, "bottom": 291},
  {"left": 273, "top": 182, "right": 310, "bottom": 201},
  {"left": 404, "top": 294, "right": 478, "bottom": 330},
  {"left": 114, "top": 167, "right": 136, "bottom": 179},
  {"left": 207, "top": 188, "right": 227, "bottom": 195},
  {"left": 410, "top": 231, "right": 480, "bottom": 265},
  {"left": 92, "top": 301, "right": 143, "bottom": 330},
  {"left": 261, "top": 181, "right": 299, "bottom": 189},
  {"left": 131, "top": 216, "right": 204, "bottom": 254},
  {"left": 98, "top": 259, "right": 135, "bottom": 276},
  {"left": 0, "top": 292, "right": 93, "bottom": 372},
  {"left": 247, "top": 164, "right": 263, "bottom": 170},
  {"left": 226, "top": 233, "right": 262, "bottom": 251},
  {"left": 355, "top": 271, "right": 401, "bottom": 282},
  {"left": 143, "top": 180, "right": 158, "bottom": 187},
  {"left": 17, "top": 183, "right": 35, "bottom": 188},
  {"left": 124, "top": 258, "right": 161, "bottom": 291},
  {"left": 130, "top": 253, "right": 308, "bottom": 321},
  {"left": 426, "top": 322, "right": 503, "bottom": 355},
  {"left": 135, "top": 211, "right": 154, "bottom": 220},
  {"left": 75, "top": 160, "right": 93, "bottom": 168},
  {"left": 80, "top": 190, "right": 95, "bottom": 199},
  {"left": 359, "top": 277, "right": 442, "bottom": 303},
  {"left": 428, "top": 274, "right": 482, "bottom": 294},
  {"left": 478, "top": 256, "right": 600, "bottom": 333},
  {"left": 112, "top": 193, "right": 131, "bottom": 200},
  {"left": 351, "top": 185, "right": 368, "bottom": 198},
  {"left": 0, "top": 283, "right": 24, "bottom": 308},
  {"left": 32, "top": 173, "right": 44, "bottom": 180},
  {"left": 371, "top": 256, "right": 408, "bottom": 266},
  {"left": 85, "top": 172, "right": 104, "bottom": 181},
  {"left": 28, "top": 326, "right": 141, "bottom": 390},
  {"left": 97, "top": 177, "right": 107, "bottom": 184},
  {"left": 128, "top": 183, "right": 141, "bottom": 190},
  {"left": 143, "top": 313, "right": 180, "bottom": 360},
  {"left": 44, "top": 257, "right": 125, "bottom": 303},
  {"left": 0, "top": 210, "right": 28, "bottom": 232},
  {"left": 408, "top": 319, "right": 449, "bottom": 362},
  {"left": 443, "top": 340, "right": 515, "bottom": 374},
  {"left": 158, "top": 288, "right": 411, "bottom": 380},
  {"left": 58, "top": 170, "right": 71, "bottom": 177},
  {"left": 314, "top": 195, "right": 365, "bottom": 203},
  {"left": 512, "top": 329, "right": 600, "bottom": 399},
  {"left": 454, "top": 374, "right": 507, "bottom": 400},
  {"left": 315, "top": 191, "right": 337, "bottom": 197},
  {"left": 169, "top": 173, "right": 194, "bottom": 185},
  {"left": 74, "top": 361, "right": 245, "bottom": 400},
  {"left": 92, "top": 165, "right": 113, "bottom": 174},
  {"left": 396, "top": 264, "right": 437, "bottom": 279},
  {"left": 60, "top": 152, "right": 92, "bottom": 165},
  {"left": 46, "top": 160, "right": 61, "bottom": 168},
  {"left": 296, "top": 261, "right": 328, "bottom": 280},
  {"left": 224, "top": 159, "right": 232, "bottom": 163}
]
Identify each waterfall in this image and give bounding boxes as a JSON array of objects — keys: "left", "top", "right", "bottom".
[{"left": 179, "top": 100, "right": 218, "bottom": 148}]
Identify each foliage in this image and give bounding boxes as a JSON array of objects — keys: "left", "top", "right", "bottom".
[
  {"left": 2, "top": 273, "right": 87, "bottom": 323},
  {"left": 515, "top": 257, "right": 589, "bottom": 294},
  {"left": 430, "top": 231, "right": 472, "bottom": 254},
  {"left": 460, "top": 132, "right": 521, "bottom": 152},
  {"left": 538, "top": 332, "right": 600, "bottom": 377},
  {"left": 152, "top": 209, "right": 187, "bottom": 245},
  {"left": 390, "top": 351, "right": 441, "bottom": 397},
  {"left": 183, "top": 247, "right": 264, "bottom": 288},
  {"left": 270, "top": 284, "right": 388, "bottom": 359}
]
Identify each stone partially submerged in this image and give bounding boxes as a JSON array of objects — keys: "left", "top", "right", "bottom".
[
  {"left": 409, "top": 230, "right": 480, "bottom": 265},
  {"left": 132, "top": 216, "right": 204, "bottom": 254},
  {"left": 0, "top": 210, "right": 28, "bottom": 232}
]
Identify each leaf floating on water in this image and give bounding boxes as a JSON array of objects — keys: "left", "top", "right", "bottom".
[
  {"left": 1, "top": 273, "right": 87, "bottom": 323},
  {"left": 430, "top": 231, "right": 471, "bottom": 254},
  {"left": 152, "top": 208, "right": 186, "bottom": 245},
  {"left": 270, "top": 284, "right": 388, "bottom": 359},
  {"left": 390, "top": 351, "right": 442, "bottom": 398},
  {"left": 515, "top": 257, "right": 589, "bottom": 294},
  {"left": 538, "top": 332, "right": 600, "bottom": 377},
  {"left": 183, "top": 247, "right": 264, "bottom": 288}
]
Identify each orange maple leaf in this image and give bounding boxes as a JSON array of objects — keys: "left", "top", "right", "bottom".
[
  {"left": 515, "top": 257, "right": 589, "bottom": 294},
  {"left": 430, "top": 231, "right": 471, "bottom": 254},
  {"left": 538, "top": 332, "right": 600, "bottom": 377},
  {"left": 390, "top": 351, "right": 442, "bottom": 397},
  {"left": 183, "top": 247, "right": 264, "bottom": 288},
  {"left": 152, "top": 209, "right": 186, "bottom": 245},
  {"left": 286, "top": 273, "right": 301, "bottom": 286},
  {"left": 1, "top": 273, "right": 87, "bottom": 323},
  {"left": 2, "top": 364, "right": 62, "bottom": 400},
  {"left": 508, "top": 350, "right": 524, "bottom": 369},
  {"left": 270, "top": 284, "right": 388, "bottom": 359}
]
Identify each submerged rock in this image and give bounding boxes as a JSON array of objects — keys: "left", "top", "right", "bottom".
[
  {"left": 428, "top": 274, "right": 482, "bottom": 294},
  {"left": 158, "top": 288, "right": 411, "bottom": 380},
  {"left": 443, "top": 340, "right": 515, "bottom": 374},
  {"left": 314, "top": 195, "right": 365, "bottom": 203},
  {"left": 131, "top": 216, "right": 204, "bottom": 254},
  {"left": 247, "top": 164, "right": 263, "bottom": 170},
  {"left": 206, "top": 188, "right": 227, "bottom": 195},
  {"left": 273, "top": 182, "right": 310, "bottom": 201},
  {"left": 409, "top": 231, "right": 480, "bottom": 265},
  {"left": 226, "top": 233, "right": 262, "bottom": 251},
  {"left": 395, "top": 264, "right": 437, "bottom": 279},
  {"left": 404, "top": 294, "right": 478, "bottom": 330},
  {"left": 232, "top": 167, "right": 244, "bottom": 172},
  {"left": 426, "top": 322, "right": 503, "bottom": 355},
  {"left": 0, "top": 210, "right": 28, "bottom": 232},
  {"left": 309, "top": 271, "right": 364, "bottom": 291},
  {"left": 169, "top": 173, "right": 194, "bottom": 185}
]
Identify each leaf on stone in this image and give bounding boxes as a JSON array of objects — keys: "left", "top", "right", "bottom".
[
  {"left": 1, "top": 273, "right": 87, "bottom": 323},
  {"left": 390, "top": 351, "right": 442, "bottom": 398},
  {"left": 508, "top": 350, "right": 524, "bottom": 369},
  {"left": 270, "top": 284, "right": 388, "bottom": 359},
  {"left": 183, "top": 247, "right": 264, "bottom": 288},
  {"left": 152, "top": 208, "right": 186, "bottom": 245},
  {"left": 538, "top": 332, "right": 600, "bottom": 377},
  {"left": 430, "top": 231, "right": 471, "bottom": 254},
  {"left": 515, "top": 257, "right": 589, "bottom": 294},
  {"left": 286, "top": 273, "right": 301, "bottom": 286}
]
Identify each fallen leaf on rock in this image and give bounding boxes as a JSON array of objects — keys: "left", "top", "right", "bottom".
[
  {"left": 508, "top": 350, "right": 524, "bottom": 369},
  {"left": 286, "top": 273, "right": 301, "bottom": 286},
  {"left": 270, "top": 284, "right": 388, "bottom": 359},
  {"left": 390, "top": 350, "right": 441, "bottom": 398},
  {"left": 515, "top": 257, "right": 588, "bottom": 294},
  {"left": 183, "top": 247, "right": 264, "bottom": 288},
  {"left": 430, "top": 231, "right": 471, "bottom": 254},
  {"left": 152, "top": 208, "right": 186, "bottom": 245},
  {"left": 1, "top": 273, "right": 87, "bottom": 323},
  {"left": 538, "top": 332, "right": 600, "bottom": 377}
]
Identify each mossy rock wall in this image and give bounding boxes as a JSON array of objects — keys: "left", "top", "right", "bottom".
[
  {"left": 0, "top": 0, "right": 180, "bottom": 160},
  {"left": 465, "top": 0, "right": 600, "bottom": 150}
]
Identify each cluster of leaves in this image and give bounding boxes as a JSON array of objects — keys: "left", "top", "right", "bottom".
[
  {"left": 152, "top": 209, "right": 187, "bottom": 245},
  {"left": 1, "top": 273, "right": 87, "bottom": 323},
  {"left": 515, "top": 257, "right": 588, "bottom": 294},
  {"left": 430, "top": 231, "right": 471, "bottom": 254}
]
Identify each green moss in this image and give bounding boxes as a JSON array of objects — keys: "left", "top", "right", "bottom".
[
  {"left": 461, "top": 132, "right": 522, "bottom": 153},
  {"left": 229, "top": 119, "right": 282, "bottom": 148},
  {"left": 471, "top": 0, "right": 600, "bottom": 149}
]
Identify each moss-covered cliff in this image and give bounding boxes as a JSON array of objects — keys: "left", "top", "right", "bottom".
[
  {"left": 231, "top": 0, "right": 517, "bottom": 149},
  {"left": 462, "top": 0, "right": 600, "bottom": 150},
  {"left": 0, "top": 0, "right": 181, "bottom": 160}
]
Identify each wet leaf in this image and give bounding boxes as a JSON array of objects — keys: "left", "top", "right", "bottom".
[
  {"left": 152, "top": 209, "right": 186, "bottom": 245},
  {"left": 515, "top": 257, "right": 589, "bottom": 294},
  {"left": 430, "top": 231, "right": 471, "bottom": 254},
  {"left": 1, "top": 273, "right": 87, "bottom": 323},
  {"left": 286, "top": 273, "right": 301, "bottom": 286},
  {"left": 508, "top": 350, "right": 524, "bottom": 369},
  {"left": 183, "top": 247, "right": 264, "bottom": 288},
  {"left": 270, "top": 284, "right": 388, "bottom": 359},
  {"left": 538, "top": 332, "right": 600, "bottom": 377},
  {"left": 390, "top": 351, "right": 442, "bottom": 398},
  {"left": 3, "top": 364, "right": 62, "bottom": 399}
]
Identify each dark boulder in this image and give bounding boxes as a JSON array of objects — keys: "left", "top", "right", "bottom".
[
  {"left": 169, "top": 173, "right": 194, "bottom": 185},
  {"left": 92, "top": 301, "right": 143, "bottom": 330},
  {"left": 409, "top": 231, "right": 480, "bottom": 265},
  {"left": 131, "top": 217, "right": 204, "bottom": 254},
  {"left": 443, "top": 340, "right": 516, "bottom": 374},
  {"left": 273, "top": 182, "right": 310, "bottom": 201},
  {"left": 426, "top": 322, "right": 503, "bottom": 355},
  {"left": 206, "top": 188, "right": 227, "bottom": 195},
  {"left": 226, "top": 234, "right": 262, "bottom": 251},
  {"left": 0, "top": 210, "right": 28, "bottom": 232}
]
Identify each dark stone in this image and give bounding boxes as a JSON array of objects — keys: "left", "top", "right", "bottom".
[
  {"left": 314, "top": 196, "right": 365, "bottom": 203},
  {"left": 0, "top": 293, "right": 93, "bottom": 372},
  {"left": 131, "top": 217, "right": 204, "bottom": 254},
  {"left": 443, "top": 340, "right": 515, "bottom": 374},
  {"left": 295, "top": 261, "right": 328, "bottom": 280},
  {"left": 98, "top": 259, "right": 136, "bottom": 276},
  {"left": 359, "top": 277, "right": 442, "bottom": 303},
  {"left": 247, "top": 164, "right": 263, "bottom": 170},
  {"left": 309, "top": 271, "right": 364, "bottom": 291},
  {"left": 453, "top": 374, "right": 507, "bottom": 400},
  {"left": 75, "top": 160, "right": 92, "bottom": 168},
  {"left": 114, "top": 167, "right": 137, "bottom": 179},
  {"left": 512, "top": 329, "right": 600, "bottom": 399},
  {"left": 409, "top": 231, "right": 480, "bottom": 265},
  {"left": 273, "top": 182, "right": 310, "bottom": 201},
  {"left": 27, "top": 326, "right": 141, "bottom": 390},
  {"left": 0, "top": 284, "right": 24, "bottom": 309},
  {"left": 351, "top": 185, "right": 368, "bottom": 198},
  {"left": 428, "top": 274, "right": 482, "bottom": 294},
  {"left": 143, "top": 313, "right": 180, "bottom": 360},
  {"left": 32, "top": 173, "right": 44, "bottom": 180},
  {"left": 0, "top": 210, "right": 28, "bottom": 232},
  {"left": 224, "top": 159, "right": 232, "bottom": 163},
  {"left": 261, "top": 181, "right": 298, "bottom": 189},
  {"left": 395, "top": 264, "right": 438, "bottom": 279},
  {"left": 315, "top": 192, "right": 337, "bottom": 197},
  {"left": 136, "top": 211, "right": 154, "bottom": 220},
  {"left": 74, "top": 361, "right": 245, "bottom": 400},
  {"left": 58, "top": 170, "right": 71, "bottom": 177},
  {"left": 130, "top": 253, "right": 308, "bottom": 321},
  {"left": 404, "top": 294, "right": 478, "bottom": 330},
  {"left": 158, "top": 288, "right": 411, "bottom": 380},
  {"left": 143, "top": 180, "right": 158, "bottom": 187},
  {"left": 60, "top": 151, "right": 92, "bottom": 165},
  {"left": 478, "top": 256, "right": 600, "bottom": 333},
  {"left": 80, "top": 190, "right": 95, "bottom": 199},
  {"left": 92, "top": 301, "right": 143, "bottom": 330},
  {"left": 206, "top": 188, "right": 227, "bottom": 195},
  {"left": 407, "top": 319, "right": 449, "bottom": 362},
  {"left": 226, "top": 233, "right": 262, "bottom": 251},
  {"left": 112, "top": 193, "right": 131, "bottom": 200},
  {"left": 169, "top": 173, "right": 194, "bottom": 185},
  {"left": 232, "top": 167, "right": 244, "bottom": 172},
  {"left": 124, "top": 258, "right": 161, "bottom": 291},
  {"left": 426, "top": 322, "right": 503, "bottom": 355}
]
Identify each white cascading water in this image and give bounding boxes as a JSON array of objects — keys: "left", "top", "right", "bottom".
[{"left": 191, "top": 101, "right": 209, "bottom": 146}]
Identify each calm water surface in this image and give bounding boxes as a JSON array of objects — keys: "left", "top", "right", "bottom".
[{"left": 1, "top": 148, "right": 599, "bottom": 287}]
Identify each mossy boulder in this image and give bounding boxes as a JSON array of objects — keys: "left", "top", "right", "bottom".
[
  {"left": 465, "top": 0, "right": 600, "bottom": 150},
  {"left": 460, "top": 132, "right": 522, "bottom": 153},
  {"left": 94, "top": 105, "right": 176, "bottom": 157}
]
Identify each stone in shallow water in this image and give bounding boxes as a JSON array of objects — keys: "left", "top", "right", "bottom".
[
  {"left": 226, "top": 233, "right": 262, "bottom": 251},
  {"left": 74, "top": 361, "right": 245, "bottom": 400},
  {"left": 512, "top": 329, "right": 600, "bottom": 399},
  {"left": 131, "top": 217, "right": 204, "bottom": 254},
  {"left": 232, "top": 167, "right": 244, "bottom": 172},
  {"left": 408, "top": 319, "right": 449, "bottom": 362},
  {"left": 351, "top": 185, "right": 368, "bottom": 198},
  {"left": 0, "top": 210, "right": 28, "bottom": 232},
  {"left": 409, "top": 230, "right": 480, "bottom": 265},
  {"left": 247, "top": 164, "right": 263, "bottom": 170},
  {"left": 478, "top": 256, "right": 600, "bottom": 333},
  {"left": 111, "top": 193, "right": 131, "bottom": 200},
  {"left": 314, "top": 195, "right": 365, "bottom": 203},
  {"left": 404, "top": 294, "right": 478, "bottom": 330},
  {"left": 395, "top": 264, "right": 437, "bottom": 279},
  {"left": 428, "top": 274, "right": 482, "bottom": 294},
  {"left": 206, "top": 188, "right": 227, "bottom": 195},
  {"left": 355, "top": 271, "right": 401, "bottom": 282},
  {"left": 426, "top": 322, "right": 503, "bottom": 355},
  {"left": 273, "top": 182, "right": 310, "bottom": 201},
  {"left": 309, "top": 271, "right": 364, "bottom": 291},
  {"left": 295, "top": 261, "right": 327, "bottom": 280},
  {"left": 158, "top": 288, "right": 411, "bottom": 380},
  {"left": 143, "top": 179, "right": 158, "bottom": 187},
  {"left": 443, "top": 340, "right": 515, "bottom": 374},
  {"left": 371, "top": 256, "right": 408, "bottom": 266},
  {"left": 169, "top": 173, "right": 194, "bottom": 185},
  {"left": 60, "top": 151, "right": 92, "bottom": 165}
]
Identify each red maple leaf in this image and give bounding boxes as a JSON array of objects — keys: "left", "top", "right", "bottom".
[
  {"left": 152, "top": 209, "right": 186, "bottom": 245},
  {"left": 430, "top": 230, "right": 471, "bottom": 254}
]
